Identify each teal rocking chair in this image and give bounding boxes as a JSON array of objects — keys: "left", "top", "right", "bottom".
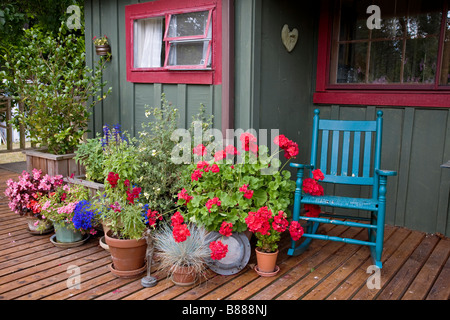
[{"left": 288, "top": 109, "right": 397, "bottom": 268}]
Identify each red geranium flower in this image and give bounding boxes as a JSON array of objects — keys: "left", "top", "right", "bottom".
[
  {"left": 171, "top": 211, "right": 184, "bottom": 227},
  {"left": 191, "top": 169, "right": 203, "bottom": 181},
  {"left": 177, "top": 188, "right": 193, "bottom": 204},
  {"left": 173, "top": 223, "right": 191, "bottom": 243},
  {"left": 107, "top": 172, "right": 120, "bottom": 188},
  {"left": 312, "top": 169, "right": 325, "bottom": 181},
  {"left": 219, "top": 221, "right": 233, "bottom": 237},
  {"left": 289, "top": 221, "right": 304, "bottom": 241},
  {"left": 205, "top": 197, "right": 221, "bottom": 212},
  {"left": 193, "top": 144, "right": 207, "bottom": 157},
  {"left": 304, "top": 204, "right": 321, "bottom": 218},
  {"left": 209, "top": 240, "right": 228, "bottom": 260}
]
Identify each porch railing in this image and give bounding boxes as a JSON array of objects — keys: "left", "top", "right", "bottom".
[{"left": 0, "top": 95, "right": 26, "bottom": 152}]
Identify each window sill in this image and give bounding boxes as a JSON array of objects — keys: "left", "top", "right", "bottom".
[
  {"left": 313, "top": 90, "right": 450, "bottom": 108},
  {"left": 127, "top": 69, "right": 215, "bottom": 84}
]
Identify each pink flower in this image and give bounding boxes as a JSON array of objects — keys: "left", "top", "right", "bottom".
[
  {"left": 191, "top": 169, "right": 203, "bottom": 181},
  {"left": 209, "top": 240, "right": 228, "bottom": 260},
  {"left": 244, "top": 190, "right": 254, "bottom": 199},
  {"left": 205, "top": 197, "right": 221, "bottom": 212},
  {"left": 274, "top": 135, "right": 290, "bottom": 149},
  {"left": 177, "top": 188, "right": 193, "bottom": 204},
  {"left": 239, "top": 133, "right": 258, "bottom": 153},
  {"left": 193, "top": 144, "right": 207, "bottom": 157},
  {"left": 196, "top": 161, "right": 209, "bottom": 169},
  {"left": 225, "top": 145, "right": 240, "bottom": 155},
  {"left": 214, "top": 150, "right": 227, "bottom": 162},
  {"left": 239, "top": 184, "right": 248, "bottom": 192},
  {"left": 210, "top": 164, "right": 220, "bottom": 173},
  {"left": 219, "top": 221, "right": 233, "bottom": 237}
]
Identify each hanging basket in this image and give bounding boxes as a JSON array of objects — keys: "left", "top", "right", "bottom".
[{"left": 95, "top": 44, "right": 111, "bottom": 56}]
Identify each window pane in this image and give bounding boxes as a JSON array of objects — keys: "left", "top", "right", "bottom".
[
  {"left": 134, "top": 17, "right": 164, "bottom": 68},
  {"left": 167, "top": 41, "right": 210, "bottom": 66},
  {"left": 167, "top": 10, "right": 210, "bottom": 38},
  {"left": 331, "top": 0, "right": 444, "bottom": 85}
]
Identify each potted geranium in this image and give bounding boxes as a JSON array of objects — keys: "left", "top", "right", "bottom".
[
  {"left": 2, "top": 25, "right": 111, "bottom": 176},
  {"left": 178, "top": 132, "right": 297, "bottom": 234},
  {"left": 39, "top": 184, "right": 99, "bottom": 247},
  {"left": 245, "top": 206, "right": 305, "bottom": 276},
  {"left": 4, "top": 169, "right": 63, "bottom": 234},
  {"left": 98, "top": 171, "right": 154, "bottom": 278}
]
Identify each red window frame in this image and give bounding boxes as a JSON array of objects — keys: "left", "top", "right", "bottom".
[
  {"left": 313, "top": 0, "right": 450, "bottom": 108},
  {"left": 125, "top": 0, "right": 222, "bottom": 85}
]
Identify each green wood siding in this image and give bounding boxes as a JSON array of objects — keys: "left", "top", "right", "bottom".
[
  {"left": 86, "top": 0, "right": 450, "bottom": 236},
  {"left": 84, "top": 0, "right": 221, "bottom": 138}
]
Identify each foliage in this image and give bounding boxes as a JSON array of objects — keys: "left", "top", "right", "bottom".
[
  {"left": 1, "top": 25, "right": 111, "bottom": 154},
  {"left": 101, "top": 125, "right": 141, "bottom": 185},
  {"left": 97, "top": 171, "right": 148, "bottom": 240},
  {"left": 137, "top": 95, "right": 213, "bottom": 217},
  {"left": 4, "top": 169, "right": 63, "bottom": 219},
  {"left": 177, "top": 133, "right": 297, "bottom": 233},
  {"left": 73, "top": 133, "right": 105, "bottom": 182},
  {"left": 39, "top": 183, "right": 99, "bottom": 234},
  {"left": 136, "top": 95, "right": 185, "bottom": 216},
  {"left": 154, "top": 222, "right": 211, "bottom": 276},
  {"left": 245, "top": 206, "right": 290, "bottom": 252},
  {"left": 93, "top": 35, "right": 108, "bottom": 45}
]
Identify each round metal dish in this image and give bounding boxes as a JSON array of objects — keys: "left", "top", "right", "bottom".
[{"left": 207, "top": 232, "right": 251, "bottom": 276}]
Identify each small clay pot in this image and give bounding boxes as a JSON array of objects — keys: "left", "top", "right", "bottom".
[
  {"left": 171, "top": 265, "right": 197, "bottom": 286},
  {"left": 255, "top": 248, "right": 279, "bottom": 273}
]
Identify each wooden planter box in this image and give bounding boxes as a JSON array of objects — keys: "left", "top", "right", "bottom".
[
  {"left": 24, "top": 150, "right": 85, "bottom": 177},
  {"left": 64, "top": 176, "right": 105, "bottom": 198}
]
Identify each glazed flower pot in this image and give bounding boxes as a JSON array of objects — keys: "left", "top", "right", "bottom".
[
  {"left": 171, "top": 265, "right": 197, "bottom": 286},
  {"left": 26, "top": 217, "right": 53, "bottom": 235},
  {"left": 105, "top": 230, "right": 147, "bottom": 278},
  {"left": 255, "top": 248, "right": 279, "bottom": 275},
  {"left": 53, "top": 221, "right": 83, "bottom": 243}
]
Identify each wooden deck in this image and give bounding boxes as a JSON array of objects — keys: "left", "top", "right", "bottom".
[{"left": 0, "top": 167, "right": 449, "bottom": 301}]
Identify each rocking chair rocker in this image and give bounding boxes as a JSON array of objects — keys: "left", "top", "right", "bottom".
[{"left": 288, "top": 109, "right": 397, "bottom": 268}]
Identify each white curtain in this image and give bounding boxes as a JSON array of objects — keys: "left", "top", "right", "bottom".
[{"left": 134, "top": 17, "right": 163, "bottom": 68}]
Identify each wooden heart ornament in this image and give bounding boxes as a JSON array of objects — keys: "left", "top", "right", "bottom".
[{"left": 281, "top": 24, "right": 298, "bottom": 53}]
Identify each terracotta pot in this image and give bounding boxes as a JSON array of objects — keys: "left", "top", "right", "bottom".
[
  {"left": 171, "top": 265, "right": 197, "bottom": 286},
  {"left": 255, "top": 248, "right": 279, "bottom": 273},
  {"left": 105, "top": 230, "right": 147, "bottom": 273}
]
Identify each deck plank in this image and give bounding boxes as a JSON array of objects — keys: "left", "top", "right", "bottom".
[{"left": 0, "top": 168, "right": 449, "bottom": 300}]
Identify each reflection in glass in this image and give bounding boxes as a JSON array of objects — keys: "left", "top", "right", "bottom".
[{"left": 331, "top": 0, "right": 446, "bottom": 85}]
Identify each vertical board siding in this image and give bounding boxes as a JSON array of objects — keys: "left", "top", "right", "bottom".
[
  {"left": 315, "top": 105, "right": 450, "bottom": 237},
  {"left": 85, "top": 0, "right": 220, "bottom": 139}
]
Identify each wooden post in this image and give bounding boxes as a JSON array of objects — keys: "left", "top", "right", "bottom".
[{"left": 5, "top": 98, "right": 12, "bottom": 151}]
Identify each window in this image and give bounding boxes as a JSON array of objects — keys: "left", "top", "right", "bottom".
[
  {"left": 314, "top": 0, "right": 450, "bottom": 107},
  {"left": 125, "top": 0, "right": 222, "bottom": 84}
]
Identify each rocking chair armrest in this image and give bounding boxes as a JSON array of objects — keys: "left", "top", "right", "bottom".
[
  {"left": 290, "top": 163, "right": 315, "bottom": 170},
  {"left": 375, "top": 169, "right": 397, "bottom": 177}
]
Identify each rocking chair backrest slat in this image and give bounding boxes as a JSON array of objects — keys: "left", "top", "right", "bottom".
[{"left": 310, "top": 110, "right": 383, "bottom": 197}]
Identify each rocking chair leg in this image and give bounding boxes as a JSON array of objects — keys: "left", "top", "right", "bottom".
[{"left": 288, "top": 221, "right": 320, "bottom": 256}]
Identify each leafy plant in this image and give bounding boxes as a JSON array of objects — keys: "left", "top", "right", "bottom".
[
  {"left": 1, "top": 25, "right": 111, "bottom": 154},
  {"left": 97, "top": 171, "right": 148, "bottom": 240},
  {"left": 177, "top": 133, "right": 297, "bottom": 233},
  {"left": 137, "top": 95, "right": 213, "bottom": 216},
  {"left": 101, "top": 125, "right": 141, "bottom": 185},
  {"left": 93, "top": 35, "right": 108, "bottom": 45},
  {"left": 73, "top": 133, "right": 104, "bottom": 182},
  {"left": 39, "top": 183, "right": 99, "bottom": 234}
]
